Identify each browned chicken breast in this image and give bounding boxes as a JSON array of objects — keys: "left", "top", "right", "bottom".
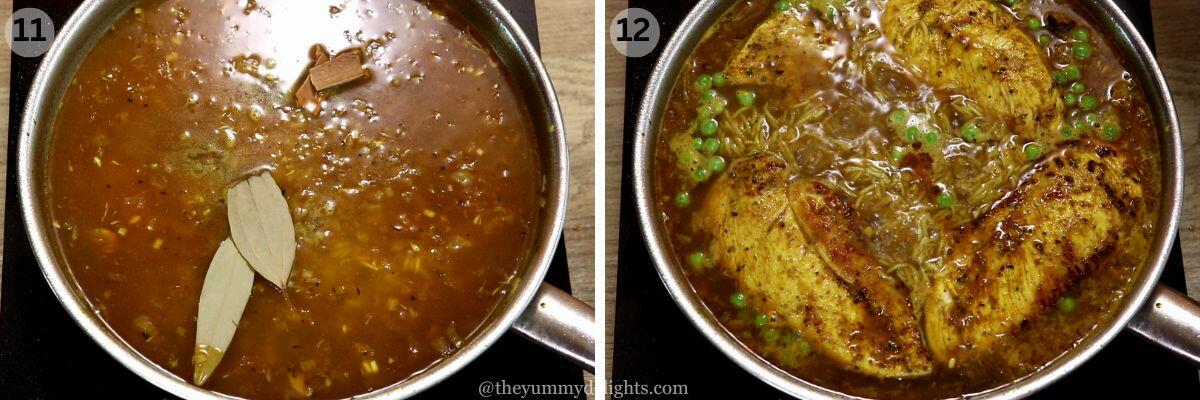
[
  {"left": 725, "top": 9, "right": 845, "bottom": 93},
  {"left": 699, "top": 155, "right": 932, "bottom": 378},
  {"left": 923, "top": 141, "right": 1144, "bottom": 363},
  {"left": 882, "top": 0, "right": 1064, "bottom": 141}
]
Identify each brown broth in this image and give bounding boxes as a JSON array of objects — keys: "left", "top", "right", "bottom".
[
  {"left": 45, "top": 0, "right": 543, "bottom": 398},
  {"left": 653, "top": 0, "right": 1160, "bottom": 398}
]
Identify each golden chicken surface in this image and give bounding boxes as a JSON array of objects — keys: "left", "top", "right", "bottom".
[
  {"left": 699, "top": 155, "right": 933, "bottom": 378},
  {"left": 923, "top": 142, "right": 1144, "bottom": 363},
  {"left": 882, "top": 0, "right": 1064, "bottom": 141},
  {"left": 725, "top": 10, "right": 844, "bottom": 93}
]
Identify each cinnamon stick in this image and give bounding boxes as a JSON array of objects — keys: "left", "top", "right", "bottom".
[
  {"left": 309, "top": 49, "right": 366, "bottom": 91},
  {"left": 294, "top": 45, "right": 330, "bottom": 113}
]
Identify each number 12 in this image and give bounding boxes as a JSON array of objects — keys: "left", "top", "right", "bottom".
[{"left": 616, "top": 17, "right": 650, "bottom": 42}]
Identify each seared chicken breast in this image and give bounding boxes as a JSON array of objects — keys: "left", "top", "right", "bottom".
[
  {"left": 923, "top": 142, "right": 1144, "bottom": 363},
  {"left": 725, "top": 10, "right": 844, "bottom": 93},
  {"left": 699, "top": 155, "right": 932, "bottom": 378},
  {"left": 882, "top": 0, "right": 1064, "bottom": 140}
]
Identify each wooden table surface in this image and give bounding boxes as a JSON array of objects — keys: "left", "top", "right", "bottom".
[
  {"left": 1149, "top": 0, "right": 1200, "bottom": 301},
  {"left": 535, "top": 0, "right": 595, "bottom": 389},
  {"left": 0, "top": 5, "right": 9, "bottom": 269},
  {"left": 603, "top": 0, "right": 1200, "bottom": 366},
  {"left": 603, "top": 0, "right": 626, "bottom": 371},
  {"left": 534, "top": 0, "right": 596, "bottom": 308}
]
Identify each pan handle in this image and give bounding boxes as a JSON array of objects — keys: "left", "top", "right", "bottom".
[
  {"left": 512, "top": 283, "right": 596, "bottom": 373},
  {"left": 1127, "top": 284, "right": 1200, "bottom": 364}
]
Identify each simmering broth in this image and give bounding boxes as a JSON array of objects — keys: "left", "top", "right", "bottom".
[{"left": 45, "top": 0, "right": 544, "bottom": 397}]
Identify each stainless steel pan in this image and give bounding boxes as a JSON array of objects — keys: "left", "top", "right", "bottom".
[
  {"left": 633, "top": 1, "right": 1195, "bottom": 398},
  {"left": 18, "top": 0, "right": 594, "bottom": 398}
]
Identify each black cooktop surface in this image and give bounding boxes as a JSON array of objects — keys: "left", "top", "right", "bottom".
[
  {"left": 0, "top": 1, "right": 583, "bottom": 398},
  {"left": 612, "top": 1, "right": 1199, "bottom": 398}
]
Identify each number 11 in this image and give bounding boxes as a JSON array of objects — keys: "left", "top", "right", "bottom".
[{"left": 13, "top": 17, "right": 47, "bottom": 42}]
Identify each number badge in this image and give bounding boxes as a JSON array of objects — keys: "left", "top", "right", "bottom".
[
  {"left": 609, "top": 8, "right": 659, "bottom": 58},
  {"left": 6, "top": 8, "right": 54, "bottom": 58}
]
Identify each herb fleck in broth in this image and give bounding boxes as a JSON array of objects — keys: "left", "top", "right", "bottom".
[
  {"left": 46, "top": 0, "right": 543, "bottom": 398},
  {"left": 654, "top": 0, "right": 1160, "bottom": 398}
]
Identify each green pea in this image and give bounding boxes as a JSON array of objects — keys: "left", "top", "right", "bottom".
[
  {"left": 781, "top": 331, "right": 801, "bottom": 345},
  {"left": 754, "top": 313, "right": 769, "bottom": 327},
  {"left": 1051, "top": 70, "right": 1070, "bottom": 84},
  {"left": 736, "top": 89, "right": 756, "bottom": 107},
  {"left": 1064, "top": 65, "right": 1082, "bottom": 81},
  {"left": 687, "top": 251, "right": 706, "bottom": 269},
  {"left": 1073, "top": 120, "right": 1087, "bottom": 132},
  {"left": 696, "top": 105, "right": 714, "bottom": 120},
  {"left": 1072, "top": 28, "right": 1089, "bottom": 42},
  {"left": 1084, "top": 112, "right": 1099, "bottom": 126},
  {"left": 962, "top": 123, "right": 980, "bottom": 141},
  {"left": 1080, "top": 95, "right": 1098, "bottom": 111},
  {"left": 730, "top": 292, "right": 747, "bottom": 308},
  {"left": 924, "top": 130, "right": 939, "bottom": 146},
  {"left": 1052, "top": 70, "right": 1070, "bottom": 84},
  {"left": 694, "top": 166, "right": 712, "bottom": 182},
  {"left": 1070, "top": 82, "right": 1086, "bottom": 94},
  {"left": 702, "top": 138, "right": 720, "bottom": 154},
  {"left": 1063, "top": 93, "right": 1077, "bottom": 106},
  {"left": 1072, "top": 42, "right": 1093, "bottom": 59},
  {"left": 695, "top": 74, "right": 713, "bottom": 91},
  {"left": 782, "top": 329, "right": 801, "bottom": 343},
  {"left": 762, "top": 328, "right": 780, "bottom": 342},
  {"left": 691, "top": 137, "right": 703, "bottom": 150},
  {"left": 888, "top": 109, "right": 908, "bottom": 126},
  {"left": 712, "top": 72, "right": 727, "bottom": 87},
  {"left": 891, "top": 146, "right": 905, "bottom": 161},
  {"left": 1039, "top": 33, "right": 1051, "bottom": 46},
  {"left": 1058, "top": 296, "right": 1077, "bottom": 313},
  {"left": 905, "top": 126, "right": 921, "bottom": 142},
  {"left": 1027, "top": 18, "right": 1041, "bottom": 30},
  {"left": 1102, "top": 123, "right": 1120, "bottom": 140},
  {"left": 796, "top": 340, "right": 813, "bottom": 356},
  {"left": 709, "top": 96, "right": 728, "bottom": 114},
  {"left": 702, "top": 89, "right": 717, "bottom": 101},
  {"left": 699, "top": 118, "right": 719, "bottom": 136},
  {"left": 774, "top": 0, "right": 790, "bottom": 11},
  {"left": 675, "top": 191, "right": 692, "bottom": 208},
  {"left": 1060, "top": 126, "right": 1074, "bottom": 138},
  {"left": 1024, "top": 143, "right": 1041, "bottom": 160},
  {"left": 707, "top": 156, "right": 727, "bottom": 173},
  {"left": 937, "top": 191, "right": 954, "bottom": 207}
]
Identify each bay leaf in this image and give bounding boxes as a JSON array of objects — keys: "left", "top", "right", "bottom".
[
  {"left": 227, "top": 171, "right": 296, "bottom": 289},
  {"left": 194, "top": 238, "right": 255, "bottom": 386}
]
